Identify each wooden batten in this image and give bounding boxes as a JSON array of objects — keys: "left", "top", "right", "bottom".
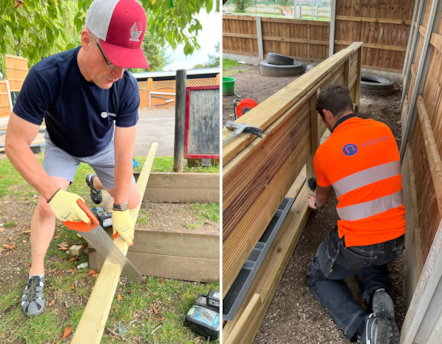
[
  {"left": 134, "top": 172, "right": 219, "bottom": 203},
  {"left": 89, "top": 226, "right": 220, "bottom": 282},
  {"left": 71, "top": 143, "right": 158, "bottom": 344}
]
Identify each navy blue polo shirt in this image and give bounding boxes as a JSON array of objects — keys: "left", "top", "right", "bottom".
[{"left": 13, "top": 47, "right": 139, "bottom": 157}]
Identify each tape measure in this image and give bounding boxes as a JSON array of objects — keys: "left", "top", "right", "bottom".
[
  {"left": 184, "top": 290, "right": 220, "bottom": 341},
  {"left": 233, "top": 98, "right": 258, "bottom": 119}
]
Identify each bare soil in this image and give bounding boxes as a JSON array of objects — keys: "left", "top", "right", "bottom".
[
  {"left": 139, "top": 201, "right": 219, "bottom": 232},
  {"left": 223, "top": 65, "right": 406, "bottom": 343}
]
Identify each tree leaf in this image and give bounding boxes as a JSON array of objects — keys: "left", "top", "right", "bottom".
[{"left": 2, "top": 244, "right": 16, "bottom": 250}]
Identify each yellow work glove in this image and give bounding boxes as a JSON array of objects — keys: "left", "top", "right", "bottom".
[
  {"left": 112, "top": 210, "right": 134, "bottom": 245},
  {"left": 48, "top": 189, "right": 89, "bottom": 223}
]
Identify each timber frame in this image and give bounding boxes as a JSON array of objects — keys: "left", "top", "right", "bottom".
[
  {"left": 222, "top": 42, "right": 363, "bottom": 343},
  {"left": 71, "top": 143, "right": 157, "bottom": 343}
]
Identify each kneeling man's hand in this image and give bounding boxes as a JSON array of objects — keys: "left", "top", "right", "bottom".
[
  {"left": 49, "top": 189, "right": 89, "bottom": 223},
  {"left": 112, "top": 211, "right": 134, "bottom": 245}
]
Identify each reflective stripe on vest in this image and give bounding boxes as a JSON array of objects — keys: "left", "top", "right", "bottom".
[
  {"left": 332, "top": 161, "right": 401, "bottom": 197},
  {"left": 336, "top": 190, "right": 403, "bottom": 221}
]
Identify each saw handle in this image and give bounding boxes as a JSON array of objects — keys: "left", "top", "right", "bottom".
[{"left": 63, "top": 199, "right": 99, "bottom": 233}]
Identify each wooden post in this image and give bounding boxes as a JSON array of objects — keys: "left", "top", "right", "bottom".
[
  {"left": 401, "top": 0, "right": 427, "bottom": 106},
  {"left": 344, "top": 59, "right": 350, "bottom": 87},
  {"left": 329, "top": 0, "right": 336, "bottom": 57},
  {"left": 71, "top": 143, "right": 158, "bottom": 344},
  {"left": 147, "top": 78, "right": 153, "bottom": 92},
  {"left": 403, "top": 0, "right": 420, "bottom": 75},
  {"left": 307, "top": 91, "right": 320, "bottom": 180},
  {"left": 216, "top": 73, "right": 220, "bottom": 85},
  {"left": 256, "top": 15, "right": 264, "bottom": 61},
  {"left": 400, "top": 0, "right": 442, "bottom": 160},
  {"left": 354, "top": 45, "right": 362, "bottom": 112},
  {"left": 173, "top": 70, "right": 186, "bottom": 172}
]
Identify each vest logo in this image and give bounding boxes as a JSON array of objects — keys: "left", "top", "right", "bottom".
[
  {"left": 130, "top": 22, "right": 143, "bottom": 42},
  {"left": 101, "top": 112, "right": 116, "bottom": 118},
  {"left": 343, "top": 144, "right": 358, "bottom": 156}
]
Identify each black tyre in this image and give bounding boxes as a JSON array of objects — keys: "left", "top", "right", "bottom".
[
  {"left": 360, "top": 74, "right": 394, "bottom": 96},
  {"left": 306, "top": 63, "right": 319, "bottom": 72},
  {"left": 259, "top": 60, "right": 303, "bottom": 77},
  {"left": 266, "top": 52, "right": 295, "bottom": 66}
]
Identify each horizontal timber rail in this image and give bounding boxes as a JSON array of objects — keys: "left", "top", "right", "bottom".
[
  {"left": 222, "top": 42, "right": 363, "bottom": 296},
  {"left": 71, "top": 143, "right": 158, "bottom": 344}
]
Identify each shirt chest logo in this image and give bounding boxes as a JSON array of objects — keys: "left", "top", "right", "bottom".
[
  {"left": 343, "top": 143, "right": 358, "bottom": 156},
  {"left": 101, "top": 112, "right": 116, "bottom": 119}
]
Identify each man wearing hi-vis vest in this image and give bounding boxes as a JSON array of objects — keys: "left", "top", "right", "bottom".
[{"left": 306, "top": 83, "right": 405, "bottom": 344}]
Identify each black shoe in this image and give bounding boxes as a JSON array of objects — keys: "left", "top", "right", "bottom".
[
  {"left": 372, "top": 289, "right": 400, "bottom": 344},
  {"left": 358, "top": 313, "right": 393, "bottom": 344},
  {"left": 86, "top": 174, "right": 102, "bottom": 204}
]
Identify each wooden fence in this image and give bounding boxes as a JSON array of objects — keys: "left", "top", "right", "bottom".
[
  {"left": 222, "top": 42, "right": 363, "bottom": 344},
  {"left": 223, "top": 14, "right": 330, "bottom": 62},
  {"left": 138, "top": 75, "right": 220, "bottom": 109},
  {"left": 400, "top": 0, "right": 442, "bottom": 342},
  {"left": 223, "top": 0, "right": 414, "bottom": 73},
  {"left": 5, "top": 54, "right": 28, "bottom": 92},
  {"left": 0, "top": 81, "right": 11, "bottom": 119}
]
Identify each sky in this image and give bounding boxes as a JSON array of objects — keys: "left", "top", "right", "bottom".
[{"left": 164, "top": 8, "right": 221, "bottom": 71}]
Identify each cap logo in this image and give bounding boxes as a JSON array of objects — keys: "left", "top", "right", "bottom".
[{"left": 130, "top": 22, "right": 143, "bottom": 42}]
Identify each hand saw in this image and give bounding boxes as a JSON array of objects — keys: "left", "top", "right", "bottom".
[{"left": 63, "top": 199, "right": 144, "bottom": 284}]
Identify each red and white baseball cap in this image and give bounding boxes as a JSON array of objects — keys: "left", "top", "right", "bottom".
[{"left": 86, "top": 0, "right": 149, "bottom": 69}]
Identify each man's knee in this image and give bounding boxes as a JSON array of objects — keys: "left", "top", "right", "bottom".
[
  {"left": 128, "top": 184, "right": 140, "bottom": 209},
  {"left": 306, "top": 256, "right": 322, "bottom": 288},
  {"left": 35, "top": 196, "right": 55, "bottom": 219}
]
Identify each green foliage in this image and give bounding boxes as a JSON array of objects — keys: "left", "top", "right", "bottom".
[
  {"left": 128, "top": 32, "right": 172, "bottom": 73},
  {"left": 0, "top": 0, "right": 219, "bottom": 73},
  {"left": 194, "top": 203, "right": 220, "bottom": 222},
  {"left": 231, "top": 0, "right": 253, "bottom": 12},
  {"left": 201, "top": 41, "right": 220, "bottom": 68},
  {"left": 222, "top": 58, "right": 241, "bottom": 71}
]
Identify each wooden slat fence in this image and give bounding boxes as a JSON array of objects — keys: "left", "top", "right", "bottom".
[{"left": 5, "top": 54, "right": 28, "bottom": 92}]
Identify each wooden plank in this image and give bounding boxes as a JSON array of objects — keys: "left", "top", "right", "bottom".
[
  {"left": 335, "top": 15, "right": 412, "bottom": 25},
  {"left": 223, "top": 33, "right": 257, "bottom": 39},
  {"left": 430, "top": 32, "right": 442, "bottom": 53},
  {"left": 223, "top": 50, "right": 259, "bottom": 57},
  {"left": 224, "top": 294, "right": 262, "bottom": 344},
  {"left": 361, "top": 65, "right": 403, "bottom": 74},
  {"left": 406, "top": 142, "right": 425, "bottom": 283},
  {"left": 71, "top": 143, "right": 158, "bottom": 344},
  {"left": 260, "top": 17, "right": 330, "bottom": 26},
  {"left": 263, "top": 36, "right": 328, "bottom": 45},
  {"left": 223, "top": 183, "right": 311, "bottom": 343},
  {"left": 307, "top": 92, "right": 319, "bottom": 180},
  {"left": 355, "top": 46, "right": 362, "bottom": 113},
  {"left": 90, "top": 251, "right": 219, "bottom": 283},
  {"left": 335, "top": 40, "right": 407, "bottom": 52},
  {"left": 223, "top": 14, "right": 256, "bottom": 21},
  {"left": 420, "top": 25, "right": 427, "bottom": 37},
  {"left": 223, "top": 42, "right": 362, "bottom": 166},
  {"left": 134, "top": 172, "right": 219, "bottom": 203},
  {"left": 90, "top": 226, "right": 219, "bottom": 259},
  {"left": 416, "top": 95, "right": 442, "bottom": 216}
]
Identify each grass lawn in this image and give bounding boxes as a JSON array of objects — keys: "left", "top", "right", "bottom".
[
  {"left": 134, "top": 156, "right": 219, "bottom": 174},
  {"left": 0, "top": 155, "right": 220, "bottom": 343}
]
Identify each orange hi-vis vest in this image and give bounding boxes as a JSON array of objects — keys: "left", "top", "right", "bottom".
[{"left": 313, "top": 114, "right": 406, "bottom": 247}]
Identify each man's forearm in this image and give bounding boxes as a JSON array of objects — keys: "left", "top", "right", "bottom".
[
  {"left": 113, "top": 151, "right": 133, "bottom": 205},
  {"left": 315, "top": 185, "right": 333, "bottom": 208}
]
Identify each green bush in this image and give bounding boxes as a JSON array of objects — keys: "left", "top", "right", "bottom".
[{"left": 232, "top": 0, "right": 253, "bottom": 12}]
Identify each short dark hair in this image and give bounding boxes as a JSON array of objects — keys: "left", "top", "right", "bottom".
[{"left": 316, "top": 83, "right": 353, "bottom": 118}]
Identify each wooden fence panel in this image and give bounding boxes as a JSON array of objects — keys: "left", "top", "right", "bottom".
[
  {"left": 0, "top": 81, "right": 10, "bottom": 118},
  {"left": 5, "top": 54, "right": 28, "bottom": 92},
  {"left": 333, "top": 0, "right": 413, "bottom": 73}
]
